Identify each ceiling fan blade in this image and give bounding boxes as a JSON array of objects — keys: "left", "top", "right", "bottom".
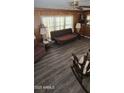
[{"left": 79, "top": 6, "right": 90, "bottom": 8}]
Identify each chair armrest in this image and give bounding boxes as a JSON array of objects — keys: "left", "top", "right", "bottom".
[
  {"left": 41, "top": 43, "right": 45, "bottom": 47},
  {"left": 72, "top": 53, "right": 79, "bottom": 62}
]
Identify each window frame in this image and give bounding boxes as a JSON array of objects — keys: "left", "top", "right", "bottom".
[{"left": 41, "top": 15, "right": 74, "bottom": 32}]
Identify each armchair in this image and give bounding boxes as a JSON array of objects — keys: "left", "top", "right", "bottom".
[
  {"left": 71, "top": 50, "right": 90, "bottom": 93},
  {"left": 34, "top": 38, "right": 46, "bottom": 63}
]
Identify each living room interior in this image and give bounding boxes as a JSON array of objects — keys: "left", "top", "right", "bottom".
[{"left": 34, "top": 0, "right": 90, "bottom": 93}]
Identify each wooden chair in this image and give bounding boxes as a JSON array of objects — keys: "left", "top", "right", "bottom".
[{"left": 71, "top": 53, "right": 90, "bottom": 93}]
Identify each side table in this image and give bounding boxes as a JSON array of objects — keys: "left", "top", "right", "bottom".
[{"left": 43, "top": 40, "right": 54, "bottom": 51}]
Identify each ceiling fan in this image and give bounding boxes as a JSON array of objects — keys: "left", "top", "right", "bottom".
[
  {"left": 69, "top": 0, "right": 90, "bottom": 24},
  {"left": 69, "top": 0, "right": 90, "bottom": 11}
]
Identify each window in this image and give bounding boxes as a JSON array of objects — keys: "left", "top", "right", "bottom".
[
  {"left": 65, "top": 16, "right": 73, "bottom": 29},
  {"left": 41, "top": 16, "right": 73, "bottom": 40}
]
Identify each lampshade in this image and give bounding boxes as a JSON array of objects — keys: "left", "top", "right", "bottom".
[
  {"left": 40, "top": 27, "right": 47, "bottom": 35},
  {"left": 76, "top": 23, "right": 81, "bottom": 29},
  {"left": 87, "top": 15, "right": 90, "bottom": 20}
]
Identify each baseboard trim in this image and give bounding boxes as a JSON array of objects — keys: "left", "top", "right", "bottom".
[{"left": 81, "top": 35, "right": 90, "bottom": 39}]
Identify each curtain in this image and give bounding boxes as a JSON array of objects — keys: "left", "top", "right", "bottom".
[{"left": 41, "top": 16, "right": 73, "bottom": 40}]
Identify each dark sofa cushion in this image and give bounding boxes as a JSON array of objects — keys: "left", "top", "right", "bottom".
[
  {"left": 51, "top": 28, "right": 73, "bottom": 40},
  {"left": 34, "top": 45, "right": 46, "bottom": 62},
  {"left": 34, "top": 39, "right": 46, "bottom": 63},
  {"left": 34, "top": 46, "right": 45, "bottom": 56},
  {"left": 54, "top": 34, "right": 77, "bottom": 41},
  {"left": 50, "top": 28, "right": 78, "bottom": 44}
]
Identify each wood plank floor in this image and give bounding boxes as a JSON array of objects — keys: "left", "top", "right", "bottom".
[{"left": 34, "top": 38, "right": 90, "bottom": 93}]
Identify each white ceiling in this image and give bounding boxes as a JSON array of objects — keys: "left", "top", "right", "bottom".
[{"left": 34, "top": 0, "right": 90, "bottom": 10}]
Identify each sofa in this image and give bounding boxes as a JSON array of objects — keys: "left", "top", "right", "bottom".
[
  {"left": 51, "top": 28, "right": 78, "bottom": 44},
  {"left": 34, "top": 39, "right": 46, "bottom": 63}
]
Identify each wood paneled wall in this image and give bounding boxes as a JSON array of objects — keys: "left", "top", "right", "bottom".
[
  {"left": 34, "top": 8, "right": 81, "bottom": 41},
  {"left": 34, "top": 8, "right": 81, "bottom": 31},
  {"left": 34, "top": 8, "right": 90, "bottom": 41},
  {"left": 80, "top": 10, "right": 90, "bottom": 36}
]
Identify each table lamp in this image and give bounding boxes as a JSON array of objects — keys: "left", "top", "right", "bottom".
[
  {"left": 76, "top": 23, "right": 81, "bottom": 33},
  {"left": 40, "top": 25, "right": 48, "bottom": 41}
]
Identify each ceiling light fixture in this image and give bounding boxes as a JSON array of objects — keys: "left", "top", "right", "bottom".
[{"left": 70, "top": 0, "right": 79, "bottom": 9}]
